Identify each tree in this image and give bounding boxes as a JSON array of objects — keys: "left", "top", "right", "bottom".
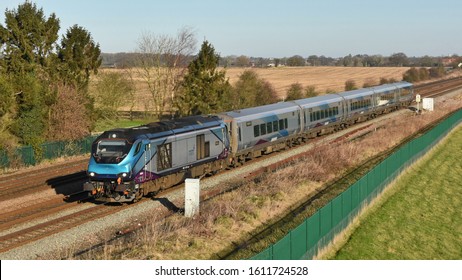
[
  {"left": 0, "top": 1, "right": 59, "bottom": 74},
  {"left": 0, "top": 75, "right": 17, "bottom": 150},
  {"left": 235, "top": 55, "right": 251, "bottom": 67},
  {"left": 175, "top": 40, "right": 232, "bottom": 116},
  {"left": 233, "top": 70, "right": 279, "bottom": 109},
  {"left": 389, "top": 52, "right": 409, "bottom": 67},
  {"left": 286, "top": 83, "right": 304, "bottom": 101},
  {"left": 136, "top": 27, "right": 196, "bottom": 118},
  {"left": 304, "top": 85, "right": 318, "bottom": 98},
  {"left": 286, "top": 55, "right": 306, "bottom": 66},
  {"left": 0, "top": 1, "right": 102, "bottom": 151},
  {"left": 57, "top": 25, "right": 102, "bottom": 90},
  {"left": 403, "top": 67, "right": 420, "bottom": 82},
  {"left": 9, "top": 74, "right": 48, "bottom": 150},
  {"left": 0, "top": 2, "right": 58, "bottom": 147},
  {"left": 307, "top": 55, "right": 320, "bottom": 66},
  {"left": 47, "top": 84, "right": 92, "bottom": 141},
  {"left": 92, "top": 71, "right": 135, "bottom": 120}
]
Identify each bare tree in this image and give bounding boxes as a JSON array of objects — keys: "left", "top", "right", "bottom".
[{"left": 136, "top": 27, "right": 196, "bottom": 119}]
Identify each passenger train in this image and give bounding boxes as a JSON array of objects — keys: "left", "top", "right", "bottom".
[{"left": 83, "top": 81, "right": 414, "bottom": 202}]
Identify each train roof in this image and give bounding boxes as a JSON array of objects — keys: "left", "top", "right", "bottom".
[
  {"left": 337, "top": 87, "right": 376, "bottom": 100},
  {"left": 96, "top": 115, "right": 223, "bottom": 143},
  {"left": 337, "top": 81, "right": 412, "bottom": 100},
  {"left": 370, "top": 81, "right": 413, "bottom": 93},
  {"left": 220, "top": 102, "right": 300, "bottom": 122},
  {"left": 291, "top": 93, "right": 344, "bottom": 108}
]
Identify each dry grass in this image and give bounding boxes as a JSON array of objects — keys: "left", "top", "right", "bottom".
[
  {"left": 65, "top": 94, "right": 462, "bottom": 260},
  {"left": 224, "top": 66, "right": 410, "bottom": 98}
]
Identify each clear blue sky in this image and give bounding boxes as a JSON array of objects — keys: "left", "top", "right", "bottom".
[{"left": 2, "top": 0, "right": 461, "bottom": 57}]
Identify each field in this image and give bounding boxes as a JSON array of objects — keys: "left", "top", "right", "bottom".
[
  {"left": 322, "top": 125, "right": 462, "bottom": 260},
  {"left": 96, "top": 67, "right": 410, "bottom": 112},
  {"left": 224, "top": 66, "right": 409, "bottom": 98}
]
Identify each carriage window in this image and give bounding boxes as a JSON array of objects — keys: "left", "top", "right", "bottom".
[
  {"left": 285, "top": 118, "right": 288, "bottom": 129},
  {"left": 260, "top": 123, "right": 266, "bottom": 135},
  {"left": 157, "top": 143, "right": 172, "bottom": 171},
  {"left": 279, "top": 119, "right": 284, "bottom": 130},
  {"left": 254, "top": 125, "right": 260, "bottom": 137},
  {"left": 267, "top": 122, "right": 273, "bottom": 134},
  {"left": 273, "top": 120, "right": 278, "bottom": 132}
]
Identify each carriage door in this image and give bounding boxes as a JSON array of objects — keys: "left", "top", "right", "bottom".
[{"left": 196, "top": 134, "right": 210, "bottom": 160}]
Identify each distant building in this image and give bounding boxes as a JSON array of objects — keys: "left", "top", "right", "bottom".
[{"left": 442, "top": 57, "right": 458, "bottom": 66}]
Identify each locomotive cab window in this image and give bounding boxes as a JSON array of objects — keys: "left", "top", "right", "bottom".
[
  {"left": 94, "top": 140, "right": 129, "bottom": 164},
  {"left": 134, "top": 142, "right": 142, "bottom": 155}
]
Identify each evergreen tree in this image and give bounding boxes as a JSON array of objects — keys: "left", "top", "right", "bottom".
[
  {"left": 0, "top": 2, "right": 101, "bottom": 151},
  {"left": 175, "top": 41, "right": 231, "bottom": 116},
  {"left": 0, "top": 1, "right": 59, "bottom": 74},
  {"left": 57, "top": 24, "right": 102, "bottom": 90}
]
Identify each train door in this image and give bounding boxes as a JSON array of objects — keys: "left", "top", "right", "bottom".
[
  {"left": 186, "top": 136, "right": 196, "bottom": 164},
  {"left": 196, "top": 134, "right": 210, "bottom": 160}
]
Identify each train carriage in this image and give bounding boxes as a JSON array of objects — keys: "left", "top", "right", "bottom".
[
  {"left": 338, "top": 87, "right": 376, "bottom": 124},
  {"left": 218, "top": 102, "right": 302, "bottom": 162},
  {"left": 292, "top": 94, "right": 345, "bottom": 137},
  {"left": 395, "top": 81, "right": 414, "bottom": 104}
]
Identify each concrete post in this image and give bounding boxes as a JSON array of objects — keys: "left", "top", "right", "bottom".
[{"left": 185, "top": 178, "right": 200, "bottom": 217}]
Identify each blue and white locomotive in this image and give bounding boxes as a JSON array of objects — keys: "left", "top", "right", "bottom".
[
  {"left": 84, "top": 81, "right": 413, "bottom": 202},
  {"left": 84, "top": 115, "right": 229, "bottom": 202}
]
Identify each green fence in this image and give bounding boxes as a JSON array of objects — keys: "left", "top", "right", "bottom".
[
  {"left": 0, "top": 135, "right": 98, "bottom": 168},
  {"left": 250, "top": 109, "right": 462, "bottom": 260}
]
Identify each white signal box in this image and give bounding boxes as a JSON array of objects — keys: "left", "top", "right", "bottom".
[
  {"left": 422, "top": 98, "right": 434, "bottom": 111},
  {"left": 185, "top": 178, "right": 200, "bottom": 217}
]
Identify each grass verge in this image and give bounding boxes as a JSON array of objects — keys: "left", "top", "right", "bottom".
[{"left": 322, "top": 125, "right": 462, "bottom": 259}]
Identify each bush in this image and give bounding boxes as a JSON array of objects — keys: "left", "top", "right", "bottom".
[
  {"left": 304, "top": 86, "right": 319, "bottom": 98},
  {"left": 345, "top": 79, "right": 357, "bottom": 91},
  {"left": 285, "top": 83, "right": 304, "bottom": 101}
]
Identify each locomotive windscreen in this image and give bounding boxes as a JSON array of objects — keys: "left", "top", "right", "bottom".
[{"left": 93, "top": 140, "right": 131, "bottom": 164}]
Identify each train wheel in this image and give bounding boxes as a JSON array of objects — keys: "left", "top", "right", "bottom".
[{"left": 132, "top": 185, "right": 143, "bottom": 203}]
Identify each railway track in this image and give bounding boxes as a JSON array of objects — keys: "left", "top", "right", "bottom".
[
  {"left": 0, "top": 203, "right": 130, "bottom": 253},
  {"left": 0, "top": 159, "right": 88, "bottom": 202},
  {"left": 1, "top": 77, "right": 461, "bottom": 257},
  {"left": 415, "top": 77, "right": 462, "bottom": 98}
]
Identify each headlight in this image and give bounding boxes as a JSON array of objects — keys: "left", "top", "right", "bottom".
[
  {"left": 89, "top": 172, "right": 95, "bottom": 177},
  {"left": 117, "top": 172, "right": 130, "bottom": 178}
]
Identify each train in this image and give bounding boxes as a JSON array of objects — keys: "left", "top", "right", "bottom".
[{"left": 83, "top": 81, "right": 414, "bottom": 202}]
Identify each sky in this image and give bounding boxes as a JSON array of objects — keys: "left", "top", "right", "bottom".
[{"left": 1, "top": 0, "right": 461, "bottom": 58}]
